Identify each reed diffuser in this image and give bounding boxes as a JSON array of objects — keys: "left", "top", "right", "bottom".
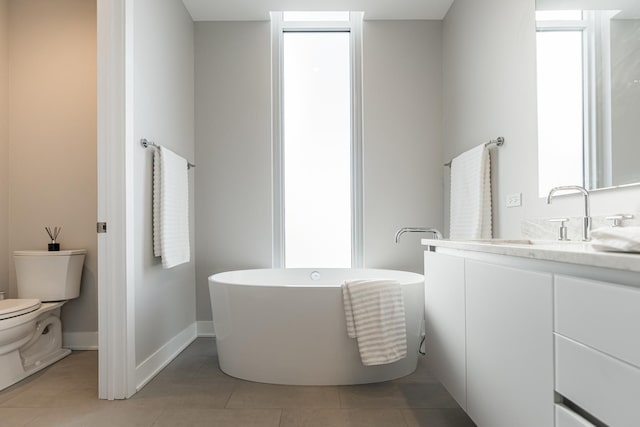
[{"left": 45, "top": 226, "right": 61, "bottom": 251}]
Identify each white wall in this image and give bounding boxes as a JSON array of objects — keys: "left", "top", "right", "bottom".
[
  {"left": 442, "top": 0, "right": 539, "bottom": 238},
  {"left": 7, "top": 0, "right": 97, "bottom": 340},
  {"left": 133, "top": 0, "right": 196, "bottom": 363},
  {"left": 442, "top": 0, "right": 640, "bottom": 239},
  {"left": 194, "top": 22, "right": 273, "bottom": 322},
  {"left": 363, "top": 21, "right": 443, "bottom": 273},
  {"left": 194, "top": 20, "right": 443, "bottom": 322},
  {"left": 0, "top": 0, "right": 8, "bottom": 295}
]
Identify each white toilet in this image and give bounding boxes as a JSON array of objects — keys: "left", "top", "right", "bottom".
[{"left": 0, "top": 249, "right": 86, "bottom": 391}]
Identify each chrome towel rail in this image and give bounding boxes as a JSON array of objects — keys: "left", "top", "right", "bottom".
[
  {"left": 140, "top": 138, "right": 195, "bottom": 169},
  {"left": 444, "top": 136, "right": 504, "bottom": 168}
]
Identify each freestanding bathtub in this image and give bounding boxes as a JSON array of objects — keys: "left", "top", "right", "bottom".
[{"left": 209, "top": 268, "right": 425, "bottom": 385}]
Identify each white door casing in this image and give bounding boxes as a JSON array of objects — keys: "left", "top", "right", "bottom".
[{"left": 97, "top": 0, "right": 135, "bottom": 400}]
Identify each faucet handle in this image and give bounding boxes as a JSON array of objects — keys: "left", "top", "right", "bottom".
[
  {"left": 548, "top": 218, "right": 570, "bottom": 241},
  {"left": 605, "top": 214, "right": 634, "bottom": 227}
]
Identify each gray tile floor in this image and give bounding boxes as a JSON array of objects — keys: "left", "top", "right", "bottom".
[{"left": 0, "top": 338, "right": 476, "bottom": 426}]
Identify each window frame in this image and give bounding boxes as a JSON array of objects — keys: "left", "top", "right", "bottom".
[{"left": 270, "top": 11, "right": 364, "bottom": 269}]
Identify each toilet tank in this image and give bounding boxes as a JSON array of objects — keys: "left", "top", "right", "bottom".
[{"left": 13, "top": 250, "right": 87, "bottom": 301}]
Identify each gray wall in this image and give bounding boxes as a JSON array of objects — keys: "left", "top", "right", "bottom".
[
  {"left": 7, "top": 0, "right": 97, "bottom": 339},
  {"left": 362, "top": 21, "right": 443, "bottom": 272},
  {"left": 133, "top": 0, "right": 197, "bottom": 363},
  {"left": 0, "top": 0, "right": 8, "bottom": 296},
  {"left": 194, "top": 20, "right": 444, "bottom": 322},
  {"left": 194, "top": 22, "right": 273, "bottom": 322},
  {"left": 442, "top": 0, "right": 540, "bottom": 238},
  {"left": 442, "top": 0, "right": 640, "bottom": 239}
]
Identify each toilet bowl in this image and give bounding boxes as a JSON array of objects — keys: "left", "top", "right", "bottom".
[{"left": 0, "top": 249, "right": 86, "bottom": 391}]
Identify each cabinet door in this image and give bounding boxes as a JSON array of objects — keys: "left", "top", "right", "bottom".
[
  {"left": 424, "top": 251, "right": 466, "bottom": 408},
  {"left": 465, "top": 260, "right": 554, "bottom": 427}
]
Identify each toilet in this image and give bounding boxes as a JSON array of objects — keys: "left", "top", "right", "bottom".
[{"left": 0, "top": 249, "right": 86, "bottom": 391}]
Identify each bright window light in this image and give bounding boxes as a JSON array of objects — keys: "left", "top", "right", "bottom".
[
  {"left": 283, "top": 11, "right": 350, "bottom": 22},
  {"left": 283, "top": 32, "right": 352, "bottom": 268},
  {"left": 536, "top": 30, "right": 585, "bottom": 196},
  {"left": 536, "top": 10, "right": 583, "bottom": 21}
]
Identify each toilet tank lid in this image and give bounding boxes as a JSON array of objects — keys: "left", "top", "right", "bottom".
[
  {"left": 13, "top": 249, "right": 87, "bottom": 256},
  {"left": 0, "top": 299, "right": 41, "bottom": 320}
]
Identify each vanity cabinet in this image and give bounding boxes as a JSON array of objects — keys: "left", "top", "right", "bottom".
[
  {"left": 424, "top": 251, "right": 466, "bottom": 408},
  {"left": 555, "top": 404, "right": 595, "bottom": 427},
  {"left": 554, "top": 275, "right": 640, "bottom": 426},
  {"left": 424, "top": 251, "right": 554, "bottom": 427},
  {"left": 424, "top": 244, "right": 640, "bottom": 427},
  {"left": 465, "top": 260, "right": 553, "bottom": 427}
]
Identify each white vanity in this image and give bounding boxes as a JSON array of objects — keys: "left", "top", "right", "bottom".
[{"left": 422, "top": 239, "right": 640, "bottom": 427}]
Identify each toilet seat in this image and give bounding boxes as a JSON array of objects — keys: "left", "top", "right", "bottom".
[{"left": 0, "top": 299, "right": 41, "bottom": 320}]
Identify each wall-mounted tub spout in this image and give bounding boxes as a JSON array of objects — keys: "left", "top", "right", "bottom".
[{"left": 395, "top": 227, "right": 443, "bottom": 243}]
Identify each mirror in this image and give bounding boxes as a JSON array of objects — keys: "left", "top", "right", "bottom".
[{"left": 535, "top": 0, "right": 640, "bottom": 196}]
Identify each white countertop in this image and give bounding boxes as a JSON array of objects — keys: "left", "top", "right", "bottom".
[{"left": 422, "top": 238, "right": 640, "bottom": 273}]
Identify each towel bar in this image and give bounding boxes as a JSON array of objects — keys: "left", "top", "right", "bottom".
[
  {"left": 444, "top": 137, "right": 504, "bottom": 168},
  {"left": 141, "top": 138, "right": 195, "bottom": 169}
]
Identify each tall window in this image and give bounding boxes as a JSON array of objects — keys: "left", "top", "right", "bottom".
[{"left": 271, "top": 12, "right": 363, "bottom": 268}]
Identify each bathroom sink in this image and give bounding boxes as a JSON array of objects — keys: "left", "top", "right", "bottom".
[
  {"left": 466, "top": 238, "right": 581, "bottom": 244},
  {"left": 462, "top": 239, "right": 593, "bottom": 251},
  {"left": 466, "top": 239, "right": 534, "bottom": 245}
]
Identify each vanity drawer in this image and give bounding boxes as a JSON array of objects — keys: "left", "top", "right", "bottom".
[
  {"left": 555, "top": 275, "right": 640, "bottom": 367},
  {"left": 555, "top": 335, "right": 640, "bottom": 427},
  {"left": 555, "top": 404, "right": 595, "bottom": 427}
]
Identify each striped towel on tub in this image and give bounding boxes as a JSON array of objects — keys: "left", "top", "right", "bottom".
[{"left": 342, "top": 280, "right": 407, "bottom": 366}]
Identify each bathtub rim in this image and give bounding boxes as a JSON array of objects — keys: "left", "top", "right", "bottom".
[{"left": 208, "top": 267, "right": 424, "bottom": 288}]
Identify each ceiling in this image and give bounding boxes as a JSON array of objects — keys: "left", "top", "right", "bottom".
[{"left": 182, "top": 0, "right": 455, "bottom": 21}]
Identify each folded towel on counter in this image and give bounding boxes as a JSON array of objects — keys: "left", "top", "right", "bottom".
[
  {"left": 449, "top": 144, "right": 492, "bottom": 239},
  {"left": 153, "top": 146, "right": 191, "bottom": 269},
  {"left": 342, "top": 280, "right": 407, "bottom": 366},
  {"left": 591, "top": 226, "right": 640, "bottom": 253}
]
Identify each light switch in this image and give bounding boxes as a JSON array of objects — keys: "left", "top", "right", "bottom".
[{"left": 506, "top": 193, "right": 522, "bottom": 208}]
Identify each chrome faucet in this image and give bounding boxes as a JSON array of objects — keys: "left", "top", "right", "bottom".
[
  {"left": 546, "top": 185, "right": 591, "bottom": 241},
  {"left": 395, "top": 227, "right": 443, "bottom": 243}
]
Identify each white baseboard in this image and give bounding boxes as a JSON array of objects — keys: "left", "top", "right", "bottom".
[
  {"left": 63, "top": 332, "right": 99, "bottom": 350},
  {"left": 135, "top": 323, "right": 197, "bottom": 391},
  {"left": 197, "top": 321, "right": 216, "bottom": 337}
]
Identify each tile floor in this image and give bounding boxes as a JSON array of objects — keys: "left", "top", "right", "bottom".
[{"left": 0, "top": 338, "right": 476, "bottom": 426}]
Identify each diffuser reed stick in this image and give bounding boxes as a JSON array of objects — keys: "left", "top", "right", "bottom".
[{"left": 45, "top": 226, "right": 62, "bottom": 251}]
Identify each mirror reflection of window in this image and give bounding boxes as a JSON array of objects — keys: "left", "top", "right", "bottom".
[
  {"left": 536, "top": 10, "right": 582, "bottom": 21},
  {"left": 536, "top": 11, "right": 585, "bottom": 197},
  {"left": 536, "top": 30, "right": 585, "bottom": 196},
  {"left": 535, "top": 4, "right": 640, "bottom": 194}
]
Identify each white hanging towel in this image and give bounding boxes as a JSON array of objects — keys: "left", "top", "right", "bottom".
[
  {"left": 153, "top": 146, "right": 190, "bottom": 269},
  {"left": 449, "top": 144, "right": 492, "bottom": 240},
  {"left": 342, "top": 280, "right": 407, "bottom": 366}
]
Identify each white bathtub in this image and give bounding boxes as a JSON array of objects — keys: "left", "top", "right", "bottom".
[{"left": 209, "top": 268, "right": 425, "bottom": 385}]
